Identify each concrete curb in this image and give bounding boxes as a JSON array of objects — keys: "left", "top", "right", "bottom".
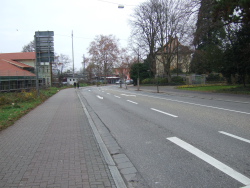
[{"left": 77, "top": 91, "right": 127, "bottom": 188}]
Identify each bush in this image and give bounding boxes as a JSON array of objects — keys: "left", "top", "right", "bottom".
[
  {"left": 142, "top": 78, "right": 168, "bottom": 85},
  {"left": 206, "top": 73, "right": 225, "bottom": 82},
  {"left": 142, "top": 78, "right": 154, "bottom": 84},
  {"left": 0, "top": 96, "right": 12, "bottom": 106},
  {"left": 14, "top": 90, "right": 37, "bottom": 102},
  {"left": 171, "top": 76, "right": 184, "bottom": 84},
  {"left": 158, "top": 78, "right": 168, "bottom": 84}
]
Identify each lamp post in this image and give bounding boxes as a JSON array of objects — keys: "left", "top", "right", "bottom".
[
  {"left": 72, "top": 30, "right": 75, "bottom": 78},
  {"left": 137, "top": 47, "right": 140, "bottom": 91},
  {"left": 137, "top": 67, "right": 140, "bottom": 91}
]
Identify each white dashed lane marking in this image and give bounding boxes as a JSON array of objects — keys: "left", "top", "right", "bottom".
[
  {"left": 151, "top": 108, "right": 178, "bottom": 118},
  {"left": 167, "top": 137, "right": 250, "bottom": 186},
  {"left": 219, "top": 131, "right": 250, "bottom": 144}
]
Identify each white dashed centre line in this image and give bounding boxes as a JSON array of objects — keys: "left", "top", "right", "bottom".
[
  {"left": 97, "top": 95, "right": 103, "bottom": 99},
  {"left": 167, "top": 137, "right": 250, "bottom": 186},
  {"left": 219, "top": 131, "right": 250, "bottom": 144},
  {"left": 114, "top": 96, "right": 121, "bottom": 98},
  {"left": 127, "top": 100, "right": 138, "bottom": 104},
  {"left": 151, "top": 108, "right": 178, "bottom": 118}
]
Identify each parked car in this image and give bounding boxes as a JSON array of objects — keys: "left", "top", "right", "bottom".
[
  {"left": 115, "top": 80, "right": 122, "bottom": 84},
  {"left": 125, "top": 79, "right": 133, "bottom": 85}
]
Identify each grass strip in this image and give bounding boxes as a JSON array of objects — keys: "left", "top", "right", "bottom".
[
  {"left": 0, "top": 87, "right": 61, "bottom": 131},
  {"left": 177, "top": 85, "right": 250, "bottom": 94}
]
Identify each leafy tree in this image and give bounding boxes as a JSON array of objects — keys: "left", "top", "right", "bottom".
[
  {"left": 214, "top": 0, "right": 250, "bottom": 25},
  {"left": 191, "top": 0, "right": 225, "bottom": 74},
  {"left": 221, "top": 24, "right": 250, "bottom": 85},
  {"left": 130, "top": 63, "right": 149, "bottom": 85},
  {"left": 213, "top": 0, "right": 250, "bottom": 85}
]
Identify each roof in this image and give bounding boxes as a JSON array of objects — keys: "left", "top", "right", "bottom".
[
  {"left": 0, "top": 59, "right": 36, "bottom": 77},
  {"left": 1, "top": 58, "right": 33, "bottom": 68},
  {"left": 0, "top": 52, "right": 35, "bottom": 60},
  {"left": 0, "top": 52, "right": 36, "bottom": 77}
]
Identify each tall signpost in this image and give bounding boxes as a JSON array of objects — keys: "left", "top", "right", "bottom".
[
  {"left": 34, "top": 31, "right": 54, "bottom": 94},
  {"left": 72, "top": 30, "right": 75, "bottom": 78}
]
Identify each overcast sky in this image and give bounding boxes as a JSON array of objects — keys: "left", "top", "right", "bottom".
[{"left": 1, "top": 0, "right": 146, "bottom": 70}]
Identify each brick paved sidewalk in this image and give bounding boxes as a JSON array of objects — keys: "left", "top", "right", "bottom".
[{"left": 0, "top": 88, "right": 116, "bottom": 188}]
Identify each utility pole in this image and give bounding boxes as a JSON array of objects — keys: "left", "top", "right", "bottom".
[
  {"left": 72, "top": 30, "right": 75, "bottom": 78},
  {"left": 176, "top": 36, "right": 179, "bottom": 76},
  {"left": 137, "top": 47, "right": 140, "bottom": 91},
  {"left": 82, "top": 54, "right": 86, "bottom": 80}
]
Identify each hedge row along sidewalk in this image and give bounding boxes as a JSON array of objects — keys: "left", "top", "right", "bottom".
[{"left": 0, "top": 87, "right": 61, "bottom": 131}]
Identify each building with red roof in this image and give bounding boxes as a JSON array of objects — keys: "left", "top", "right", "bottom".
[{"left": 0, "top": 52, "right": 39, "bottom": 91}]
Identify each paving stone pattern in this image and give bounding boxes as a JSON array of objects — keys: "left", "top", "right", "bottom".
[{"left": 0, "top": 89, "right": 116, "bottom": 188}]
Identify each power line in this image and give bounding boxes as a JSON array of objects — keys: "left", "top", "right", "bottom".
[{"left": 55, "top": 34, "right": 92, "bottom": 40}]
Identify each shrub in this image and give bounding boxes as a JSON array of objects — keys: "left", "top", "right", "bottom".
[
  {"left": 142, "top": 78, "right": 154, "bottom": 84},
  {"left": 141, "top": 78, "right": 168, "bottom": 85},
  {"left": 206, "top": 73, "right": 225, "bottom": 82},
  {"left": 14, "top": 90, "right": 37, "bottom": 102},
  {"left": 157, "top": 78, "right": 168, "bottom": 84},
  {"left": 171, "top": 76, "right": 184, "bottom": 84},
  {"left": 0, "top": 96, "right": 12, "bottom": 106}
]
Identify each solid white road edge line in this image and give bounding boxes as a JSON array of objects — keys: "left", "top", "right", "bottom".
[
  {"left": 151, "top": 108, "right": 178, "bottom": 118},
  {"left": 114, "top": 95, "right": 121, "bottom": 98},
  {"left": 127, "top": 100, "right": 138, "bottom": 104},
  {"left": 219, "top": 131, "right": 250, "bottom": 144},
  {"left": 167, "top": 137, "right": 250, "bottom": 186},
  {"left": 77, "top": 92, "right": 127, "bottom": 188}
]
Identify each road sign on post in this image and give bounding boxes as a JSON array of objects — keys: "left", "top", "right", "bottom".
[{"left": 34, "top": 31, "right": 54, "bottom": 93}]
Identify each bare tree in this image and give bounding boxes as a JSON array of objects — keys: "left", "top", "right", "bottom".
[
  {"left": 81, "top": 54, "right": 89, "bottom": 78},
  {"left": 116, "top": 48, "right": 134, "bottom": 81},
  {"left": 130, "top": 0, "right": 197, "bottom": 81},
  {"left": 130, "top": 1, "right": 159, "bottom": 74},
  {"left": 85, "top": 62, "right": 96, "bottom": 82},
  {"left": 22, "top": 40, "right": 35, "bottom": 52},
  {"left": 155, "top": 0, "right": 194, "bottom": 81},
  {"left": 53, "top": 54, "right": 71, "bottom": 82},
  {"left": 88, "top": 35, "right": 120, "bottom": 83}
]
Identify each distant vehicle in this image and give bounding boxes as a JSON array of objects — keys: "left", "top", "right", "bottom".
[
  {"left": 125, "top": 80, "right": 133, "bottom": 85},
  {"left": 115, "top": 80, "right": 122, "bottom": 84}
]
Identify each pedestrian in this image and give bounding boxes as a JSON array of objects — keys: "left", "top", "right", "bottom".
[{"left": 74, "top": 82, "right": 76, "bottom": 89}]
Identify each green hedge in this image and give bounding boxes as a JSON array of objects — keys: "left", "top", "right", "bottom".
[{"left": 142, "top": 76, "right": 184, "bottom": 85}]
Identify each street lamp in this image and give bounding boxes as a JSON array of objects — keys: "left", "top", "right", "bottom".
[
  {"left": 137, "top": 66, "right": 140, "bottom": 91},
  {"left": 118, "top": 4, "right": 124, "bottom": 8}
]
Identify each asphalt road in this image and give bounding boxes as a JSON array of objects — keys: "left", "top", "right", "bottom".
[{"left": 79, "top": 85, "right": 250, "bottom": 188}]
